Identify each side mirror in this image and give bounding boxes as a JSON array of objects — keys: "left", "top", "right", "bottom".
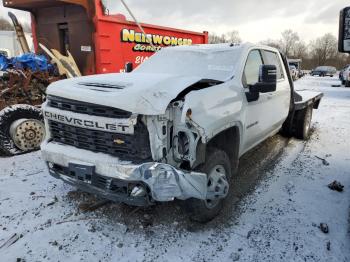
[
  {"left": 249, "top": 65, "right": 277, "bottom": 93},
  {"left": 339, "top": 7, "right": 350, "bottom": 53},
  {"left": 125, "top": 62, "right": 133, "bottom": 73}
]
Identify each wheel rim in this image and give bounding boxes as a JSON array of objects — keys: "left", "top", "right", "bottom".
[
  {"left": 205, "top": 165, "right": 229, "bottom": 209},
  {"left": 9, "top": 119, "right": 46, "bottom": 152}
]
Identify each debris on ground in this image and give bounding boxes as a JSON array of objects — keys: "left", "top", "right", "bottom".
[
  {"left": 140, "top": 214, "right": 154, "bottom": 227},
  {"left": 315, "top": 156, "right": 330, "bottom": 166},
  {"left": 78, "top": 200, "right": 111, "bottom": 213},
  {"left": 230, "top": 252, "right": 240, "bottom": 261},
  {"left": 326, "top": 241, "right": 331, "bottom": 251},
  {"left": 0, "top": 233, "right": 22, "bottom": 249},
  {"left": 328, "top": 181, "right": 344, "bottom": 192},
  {"left": 319, "top": 223, "right": 329, "bottom": 234},
  {"left": 46, "top": 196, "right": 58, "bottom": 206}
]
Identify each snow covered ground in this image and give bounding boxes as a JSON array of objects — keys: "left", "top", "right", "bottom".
[{"left": 0, "top": 76, "right": 349, "bottom": 262}]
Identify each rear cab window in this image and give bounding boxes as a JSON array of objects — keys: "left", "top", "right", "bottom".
[{"left": 262, "top": 50, "right": 285, "bottom": 80}]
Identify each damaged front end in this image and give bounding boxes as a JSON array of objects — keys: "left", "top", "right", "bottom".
[
  {"left": 41, "top": 76, "right": 229, "bottom": 206},
  {"left": 43, "top": 142, "right": 208, "bottom": 206},
  {"left": 41, "top": 97, "right": 213, "bottom": 206}
]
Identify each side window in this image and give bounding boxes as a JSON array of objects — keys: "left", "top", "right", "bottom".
[
  {"left": 243, "top": 50, "right": 263, "bottom": 87},
  {"left": 263, "top": 50, "right": 284, "bottom": 79}
]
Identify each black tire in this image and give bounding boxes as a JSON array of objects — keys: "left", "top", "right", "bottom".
[
  {"left": 185, "top": 148, "right": 232, "bottom": 223},
  {"left": 0, "top": 104, "right": 43, "bottom": 156},
  {"left": 342, "top": 80, "right": 346, "bottom": 85},
  {"left": 346, "top": 81, "right": 350, "bottom": 88},
  {"left": 294, "top": 106, "right": 313, "bottom": 140}
]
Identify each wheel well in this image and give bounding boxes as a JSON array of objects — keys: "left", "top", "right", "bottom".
[
  {"left": 313, "top": 100, "right": 321, "bottom": 109},
  {"left": 206, "top": 127, "right": 240, "bottom": 173}
]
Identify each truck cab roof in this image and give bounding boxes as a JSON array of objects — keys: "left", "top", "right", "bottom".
[
  {"left": 133, "top": 43, "right": 280, "bottom": 82},
  {"left": 166, "top": 42, "right": 278, "bottom": 53}
]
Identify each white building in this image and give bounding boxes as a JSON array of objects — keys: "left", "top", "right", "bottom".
[{"left": 0, "top": 30, "right": 33, "bottom": 57}]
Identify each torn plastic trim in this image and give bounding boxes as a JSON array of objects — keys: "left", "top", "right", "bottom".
[
  {"left": 171, "top": 78, "right": 225, "bottom": 102},
  {"left": 41, "top": 141, "right": 208, "bottom": 202}
]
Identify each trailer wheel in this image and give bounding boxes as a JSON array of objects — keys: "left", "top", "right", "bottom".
[
  {"left": 294, "top": 106, "right": 313, "bottom": 140},
  {"left": 0, "top": 105, "right": 45, "bottom": 156},
  {"left": 184, "top": 148, "right": 231, "bottom": 223}
]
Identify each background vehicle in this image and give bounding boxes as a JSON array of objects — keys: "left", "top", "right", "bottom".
[
  {"left": 0, "top": 48, "right": 11, "bottom": 58},
  {"left": 340, "top": 65, "right": 350, "bottom": 87},
  {"left": 288, "top": 58, "right": 304, "bottom": 79},
  {"left": 0, "top": 0, "right": 208, "bottom": 156},
  {"left": 310, "top": 66, "right": 337, "bottom": 77},
  {"left": 41, "top": 43, "right": 323, "bottom": 222},
  {"left": 339, "top": 64, "right": 350, "bottom": 85},
  {"left": 289, "top": 64, "right": 298, "bottom": 81}
]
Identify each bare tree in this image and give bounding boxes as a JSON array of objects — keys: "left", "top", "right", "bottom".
[
  {"left": 209, "top": 30, "right": 241, "bottom": 44},
  {"left": 225, "top": 30, "right": 242, "bottom": 43},
  {"left": 0, "top": 17, "right": 13, "bottom": 31},
  {"left": 260, "top": 39, "right": 282, "bottom": 50},
  {"left": 310, "top": 33, "right": 337, "bottom": 66},
  {"left": 293, "top": 41, "right": 308, "bottom": 58},
  {"left": 209, "top": 33, "right": 226, "bottom": 44},
  {"left": 210, "top": 29, "right": 346, "bottom": 70},
  {"left": 280, "top": 29, "right": 300, "bottom": 57}
]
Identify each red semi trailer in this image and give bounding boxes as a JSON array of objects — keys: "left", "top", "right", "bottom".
[
  {"left": 0, "top": 0, "right": 208, "bottom": 156},
  {"left": 4, "top": 0, "right": 208, "bottom": 75}
]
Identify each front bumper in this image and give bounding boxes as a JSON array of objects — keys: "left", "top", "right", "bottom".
[{"left": 41, "top": 141, "right": 208, "bottom": 206}]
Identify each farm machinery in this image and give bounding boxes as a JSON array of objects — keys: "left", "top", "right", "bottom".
[{"left": 0, "top": 0, "right": 208, "bottom": 156}]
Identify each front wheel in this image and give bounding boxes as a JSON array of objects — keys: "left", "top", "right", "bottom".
[
  {"left": 184, "top": 148, "right": 231, "bottom": 223},
  {"left": 0, "top": 105, "right": 46, "bottom": 156}
]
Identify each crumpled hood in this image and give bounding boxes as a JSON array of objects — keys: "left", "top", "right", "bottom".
[{"left": 46, "top": 72, "right": 202, "bottom": 115}]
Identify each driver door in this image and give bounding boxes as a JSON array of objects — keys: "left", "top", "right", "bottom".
[{"left": 241, "top": 49, "right": 274, "bottom": 152}]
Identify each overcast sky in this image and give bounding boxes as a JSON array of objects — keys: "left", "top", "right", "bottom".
[{"left": 0, "top": 0, "right": 348, "bottom": 43}]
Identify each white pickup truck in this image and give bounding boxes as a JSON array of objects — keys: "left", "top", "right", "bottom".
[{"left": 41, "top": 43, "right": 323, "bottom": 222}]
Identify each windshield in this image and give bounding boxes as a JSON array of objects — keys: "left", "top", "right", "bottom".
[{"left": 133, "top": 47, "right": 240, "bottom": 81}]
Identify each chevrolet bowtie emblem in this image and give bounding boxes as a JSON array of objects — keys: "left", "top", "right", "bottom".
[{"left": 114, "top": 139, "right": 125, "bottom": 145}]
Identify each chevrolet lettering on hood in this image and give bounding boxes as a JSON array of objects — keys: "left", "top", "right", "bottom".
[{"left": 43, "top": 106, "right": 135, "bottom": 134}]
